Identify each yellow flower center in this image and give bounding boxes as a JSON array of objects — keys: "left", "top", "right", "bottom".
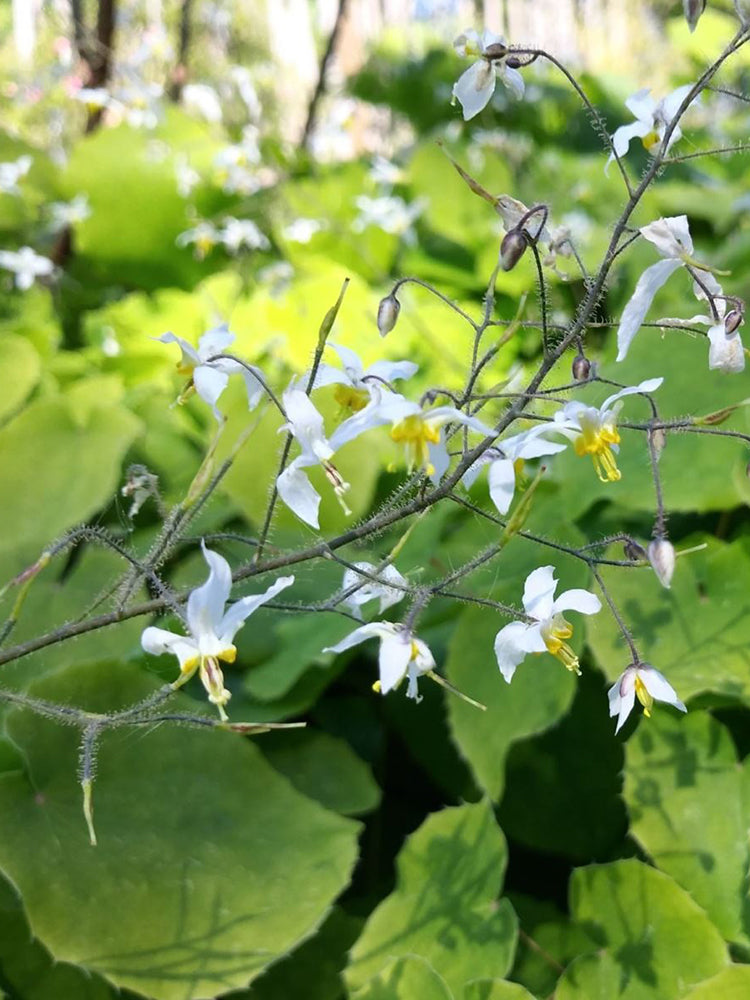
[
  {"left": 541, "top": 614, "right": 580, "bottom": 674},
  {"left": 333, "top": 384, "right": 369, "bottom": 413},
  {"left": 641, "top": 130, "right": 661, "bottom": 152},
  {"left": 196, "top": 235, "right": 215, "bottom": 258},
  {"left": 574, "top": 419, "right": 622, "bottom": 482},
  {"left": 635, "top": 674, "right": 653, "bottom": 717},
  {"left": 390, "top": 415, "right": 441, "bottom": 475}
]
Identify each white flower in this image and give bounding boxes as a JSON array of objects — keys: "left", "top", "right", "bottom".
[
  {"left": 142, "top": 542, "right": 293, "bottom": 717},
  {"left": 332, "top": 389, "right": 492, "bottom": 482},
  {"left": 462, "top": 423, "right": 568, "bottom": 515},
  {"left": 0, "top": 247, "right": 54, "bottom": 290},
  {"left": 324, "top": 622, "right": 435, "bottom": 701},
  {"left": 182, "top": 83, "right": 223, "bottom": 123},
  {"left": 671, "top": 275, "right": 746, "bottom": 374},
  {"left": 608, "top": 663, "right": 686, "bottom": 733},
  {"left": 113, "top": 82, "right": 163, "bottom": 129},
  {"left": 607, "top": 86, "right": 694, "bottom": 170},
  {"left": 0, "top": 155, "right": 32, "bottom": 195},
  {"left": 73, "top": 87, "right": 111, "bottom": 111},
  {"left": 174, "top": 155, "right": 200, "bottom": 198},
  {"left": 282, "top": 218, "right": 327, "bottom": 243},
  {"left": 616, "top": 216, "right": 718, "bottom": 362},
  {"left": 312, "top": 342, "right": 418, "bottom": 413},
  {"left": 157, "top": 323, "right": 266, "bottom": 422},
  {"left": 352, "top": 195, "right": 425, "bottom": 242},
  {"left": 213, "top": 127, "right": 261, "bottom": 175},
  {"left": 340, "top": 562, "right": 407, "bottom": 619},
  {"left": 494, "top": 566, "right": 601, "bottom": 682},
  {"left": 368, "top": 156, "right": 404, "bottom": 187},
  {"left": 276, "top": 384, "right": 358, "bottom": 529},
  {"left": 551, "top": 378, "right": 663, "bottom": 483},
  {"left": 47, "top": 194, "right": 90, "bottom": 229},
  {"left": 219, "top": 217, "right": 270, "bottom": 254},
  {"left": 452, "top": 29, "right": 524, "bottom": 121},
  {"left": 176, "top": 221, "right": 221, "bottom": 258}
]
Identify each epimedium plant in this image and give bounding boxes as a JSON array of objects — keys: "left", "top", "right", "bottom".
[{"left": 3, "top": 2, "right": 750, "bottom": 999}]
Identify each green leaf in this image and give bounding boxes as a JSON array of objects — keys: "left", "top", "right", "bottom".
[
  {"left": 0, "top": 333, "right": 41, "bottom": 422},
  {"left": 624, "top": 711, "right": 750, "bottom": 945},
  {"left": 260, "top": 728, "right": 381, "bottom": 816},
  {"left": 350, "top": 956, "right": 454, "bottom": 1000},
  {"left": 446, "top": 539, "right": 593, "bottom": 800},
  {"left": 345, "top": 801, "right": 517, "bottom": 996},
  {"left": 0, "top": 661, "right": 360, "bottom": 999},
  {"left": 557, "top": 860, "right": 728, "bottom": 999},
  {"left": 0, "top": 396, "right": 141, "bottom": 576},
  {"left": 586, "top": 537, "right": 750, "bottom": 705},
  {"left": 464, "top": 982, "right": 537, "bottom": 1000},
  {"left": 682, "top": 966, "right": 750, "bottom": 998}
]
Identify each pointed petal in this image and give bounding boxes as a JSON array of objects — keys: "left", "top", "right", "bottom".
[
  {"left": 156, "top": 331, "right": 200, "bottom": 368},
  {"left": 502, "top": 425, "right": 569, "bottom": 460},
  {"left": 426, "top": 406, "right": 492, "bottom": 436},
  {"left": 276, "top": 463, "right": 322, "bottom": 528},
  {"left": 625, "top": 88, "right": 656, "bottom": 123},
  {"left": 500, "top": 64, "right": 525, "bottom": 100},
  {"left": 552, "top": 588, "right": 601, "bottom": 616},
  {"left": 324, "top": 621, "right": 397, "bottom": 655},
  {"left": 707, "top": 323, "right": 745, "bottom": 373},
  {"left": 522, "top": 566, "right": 558, "bottom": 620},
  {"left": 310, "top": 363, "right": 350, "bottom": 390},
  {"left": 428, "top": 436, "right": 451, "bottom": 484},
  {"left": 186, "top": 543, "right": 233, "bottom": 641},
  {"left": 602, "top": 377, "right": 664, "bottom": 411},
  {"left": 197, "top": 323, "right": 234, "bottom": 360},
  {"left": 488, "top": 458, "right": 516, "bottom": 515},
  {"left": 327, "top": 342, "right": 364, "bottom": 377},
  {"left": 379, "top": 633, "right": 413, "bottom": 693},
  {"left": 452, "top": 61, "right": 496, "bottom": 121},
  {"left": 141, "top": 626, "right": 199, "bottom": 671},
  {"left": 328, "top": 395, "right": 396, "bottom": 451},
  {"left": 616, "top": 259, "right": 683, "bottom": 361},
  {"left": 494, "top": 621, "right": 546, "bottom": 683},
  {"left": 365, "top": 359, "right": 419, "bottom": 384},
  {"left": 641, "top": 666, "right": 687, "bottom": 712},
  {"left": 193, "top": 364, "right": 230, "bottom": 421},
  {"left": 462, "top": 449, "right": 497, "bottom": 491},
  {"left": 640, "top": 216, "right": 693, "bottom": 257},
  {"left": 609, "top": 120, "right": 650, "bottom": 166},
  {"left": 660, "top": 84, "right": 694, "bottom": 123},
  {"left": 218, "top": 575, "right": 295, "bottom": 645}
]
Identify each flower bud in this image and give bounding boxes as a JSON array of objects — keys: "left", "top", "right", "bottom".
[
  {"left": 377, "top": 292, "right": 400, "bottom": 337},
  {"left": 623, "top": 538, "right": 647, "bottom": 563},
  {"left": 724, "top": 309, "right": 744, "bottom": 335},
  {"left": 572, "top": 355, "right": 591, "bottom": 381},
  {"left": 500, "top": 229, "right": 528, "bottom": 272},
  {"left": 648, "top": 538, "right": 675, "bottom": 589},
  {"left": 683, "top": 0, "right": 706, "bottom": 31},
  {"left": 483, "top": 42, "right": 508, "bottom": 61}
]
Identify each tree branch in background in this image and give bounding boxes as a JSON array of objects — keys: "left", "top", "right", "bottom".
[
  {"left": 85, "top": 0, "right": 117, "bottom": 131},
  {"left": 301, "top": 0, "right": 350, "bottom": 150},
  {"left": 168, "top": 0, "right": 195, "bottom": 101}
]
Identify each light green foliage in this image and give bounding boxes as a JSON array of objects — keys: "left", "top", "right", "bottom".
[
  {"left": 682, "top": 966, "right": 750, "bottom": 998},
  {"left": 0, "top": 662, "right": 360, "bottom": 999},
  {"left": 464, "top": 982, "right": 537, "bottom": 1000},
  {"left": 0, "top": 334, "right": 41, "bottom": 421},
  {"left": 350, "top": 955, "right": 454, "bottom": 1000},
  {"left": 624, "top": 711, "right": 750, "bottom": 944},
  {"left": 345, "top": 801, "right": 517, "bottom": 995},
  {"left": 587, "top": 537, "right": 750, "bottom": 704},
  {"left": 558, "top": 860, "right": 728, "bottom": 998}
]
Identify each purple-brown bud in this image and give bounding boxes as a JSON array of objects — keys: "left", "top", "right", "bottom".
[
  {"left": 683, "top": 0, "right": 707, "bottom": 31},
  {"left": 500, "top": 229, "right": 528, "bottom": 272},
  {"left": 572, "top": 355, "right": 591, "bottom": 381},
  {"left": 377, "top": 292, "right": 401, "bottom": 337},
  {"left": 483, "top": 42, "right": 509, "bottom": 61},
  {"left": 724, "top": 309, "right": 744, "bottom": 335},
  {"left": 623, "top": 538, "right": 648, "bottom": 563}
]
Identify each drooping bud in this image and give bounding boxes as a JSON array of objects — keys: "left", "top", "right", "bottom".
[
  {"left": 483, "top": 41, "right": 509, "bottom": 61},
  {"left": 623, "top": 538, "right": 648, "bottom": 563},
  {"left": 572, "top": 355, "right": 591, "bottom": 381},
  {"left": 500, "top": 229, "right": 528, "bottom": 271},
  {"left": 724, "top": 308, "right": 744, "bottom": 335},
  {"left": 377, "top": 292, "right": 401, "bottom": 337},
  {"left": 648, "top": 537, "right": 676, "bottom": 589},
  {"left": 683, "top": 0, "right": 707, "bottom": 31}
]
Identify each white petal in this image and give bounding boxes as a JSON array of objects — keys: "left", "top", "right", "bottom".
[
  {"left": 453, "top": 29, "right": 481, "bottom": 57},
  {"left": 608, "top": 671, "right": 636, "bottom": 734},
  {"left": 328, "top": 394, "right": 399, "bottom": 451},
  {"left": 218, "top": 575, "right": 295, "bottom": 645},
  {"left": 707, "top": 324, "right": 745, "bottom": 373},
  {"left": 462, "top": 449, "right": 498, "bottom": 491},
  {"left": 640, "top": 666, "right": 687, "bottom": 712},
  {"left": 428, "top": 436, "right": 451, "bottom": 484},
  {"left": 282, "top": 386, "right": 333, "bottom": 462},
  {"left": 328, "top": 341, "right": 364, "bottom": 378},
  {"left": 480, "top": 29, "right": 505, "bottom": 50},
  {"left": 193, "top": 364, "right": 230, "bottom": 421},
  {"left": 377, "top": 565, "right": 408, "bottom": 612},
  {"left": 500, "top": 64, "right": 525, "bottom": 100},
  {"left": 156, "top": 331, "right": 201, "bottom": 368},
  {"left": 141, "top": 626, "right": 199, "bottom": 670},
  {"left": 625, "top": 88, "right": 657, "bottom": 123},
  {"left": 187, "top": 543, "right": 232, "bottom": 641},
  {"left": 494, "top": 621, "right": 546, "bottom": 683},
  {"left": 552, "top": 588, "right": 601, "bottom": 616},
  {"left": 660, "top": 84, "right": 694, "bottom": 124},
  {"left": 522, "top": 566, "right": 558, "bottom": 621},
  {"left": 365, "top": 359, "right": 419, "bottom": 384},
  {"left": 311, "top": 363, "right": 350, "bottom": 390},
  {"left": 452, "top": 61, "right": 496, "bottom": 121},
  {"left": 324, "top": 621, "right": 397, "bottom": 655},
  {"left": 602, "top": 378, "right": 664, "bottom": 411},
  {"left": 607, "top": 121, "right": 651, "bottom": 171},
  {"left": 640, "top": 216, "right": 693, "bottom": 258},
  {"left": 502, "top": 425, "right": 569, "bottom": 460},
  {"left": 197, "top": 323, "right": 234, "bottom": 360},
  {"left": 488, "top": 458, "right": 516, "bottom": 515},
  {"left": 379, "top": 633, "right": 413, "bottom": 693},
  {"left": 426, "top": 406, "right": 492, "bottom": 436},
  {"left": 276, "top": 463, "right": 322, "bottom": 528},
  {"left": 616, "top": 259, "right": 683, "bottom": 361}
]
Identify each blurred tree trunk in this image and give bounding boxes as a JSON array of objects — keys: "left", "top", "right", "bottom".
[
  {"left": 69, "top": 0, "right": 118, "bottom": 132},
  {"left": 168, "top": 0, "right": 195, "bottom": 101},
  {"left": 301, "top": 0, "right": 350, "bottom": 149}
]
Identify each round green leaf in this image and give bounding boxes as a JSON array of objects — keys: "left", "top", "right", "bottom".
[
  {"left": 0, "top": 661, "right": 360, "bottom": 999},
  {"left": 586, "top": 537, "right": 750, "bottom": 705},
  {"left": 683, "top": 966, "right": 750, "bottom": 998},
  {"left": 464, "top": 982, "right": 537, "bottom": 1000},
  {"left": 558, "top": 860, "right": 728, "bottom": 999},
  {"left": 345, "top": 801, "right": 518, "bottom": 996},
  {"left": 624, "top": 711, "right": 750, "bottom": 945},
  {"left": 350, "top": 956, "right": 454, "bottom": 1000}
]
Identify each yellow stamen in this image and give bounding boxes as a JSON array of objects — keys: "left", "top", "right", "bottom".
[
  {"left": 542, "top": 615, "right": 581, "bottom": 674},
  {"left": 372, "top": 680, "right": 382, "bottom": 694},
  {"left": 635, "top": 674, "right": 653, "bottom": 717},
  {"left": 390, "top": 415, "right": 441, "bottom": 475},
  {"left": 333, "top": 384, "right": 369, "bottom": 413},
  {"left": 218, "top": 646, "right": 237, "bottom": 664},
  {"left": 574, "top": 423, "right": 622, "bottom": 483},
  {"left": 641, "top": 130, "right": 661, "bottom": 152}
]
